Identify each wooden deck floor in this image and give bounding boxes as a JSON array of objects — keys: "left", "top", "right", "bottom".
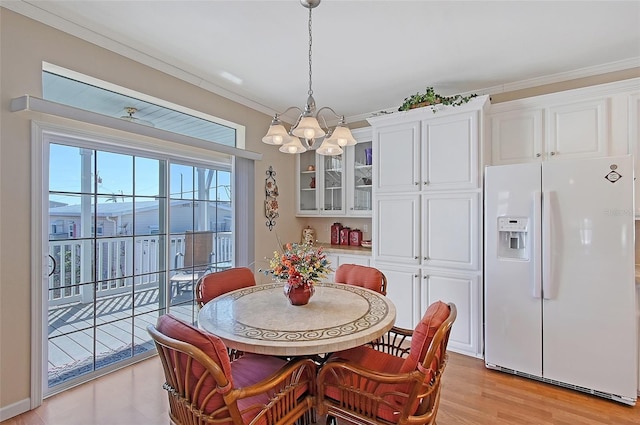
[{"left": 47, "top": 286, "right": 195, "bottom": 387}]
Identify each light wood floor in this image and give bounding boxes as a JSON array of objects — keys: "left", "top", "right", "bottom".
[{"left": 3, "top": 352, "right": 638, "bottom": 425}]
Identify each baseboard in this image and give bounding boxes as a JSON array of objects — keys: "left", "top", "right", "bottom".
[{"left": 0, "top": 398, "right": 31, "bottom": 422}]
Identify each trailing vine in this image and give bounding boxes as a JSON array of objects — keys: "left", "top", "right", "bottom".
[{"left": 398, "top": 87, "right": 478, "bottom": 112}]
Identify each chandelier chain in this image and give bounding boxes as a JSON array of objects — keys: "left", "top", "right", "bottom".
[{"left": 308, "top": 7, "right": 313, "bottom": 97}]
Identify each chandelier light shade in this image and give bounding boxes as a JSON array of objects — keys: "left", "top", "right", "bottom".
[
  {"left": 261, "top": 0, "right": 355, "bottom": 156},
  {"left": 316, "top": 139, "right": 343, "bottom": 156},
  {"left": 279, "top": 136, "right": 307, "bottom": 154},
  {"left": 291, "top": 116, "right": 326, "bottom": 140},
  {"left": 324, "top": 119, "right": 357, "bottom": 147},
  {"left": 262, "top": 116, "right": 288, "bottom": 145}
]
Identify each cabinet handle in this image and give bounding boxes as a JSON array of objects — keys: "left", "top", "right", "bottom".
[
  {"left": 536, "top": 153, "right": 541, "bottom": 157},
  {"left": 423, "top": 275, "right": 428, "bottom": 279},
  {"left": 423, "top": 181, "right": 429, "bottom": 185},
  {"left": 350, "top": 207, "right": 354, "bottom": 210},
  {"left": 423, "top": 256, "right": 429, "bottom": 260},
  {"left": 550, "top": 151, "right": 556, "bottom": 156},
  {"left": 414, "top": 256, "right": 419, "bottom": 260},
  {"left": 414, "top": 274, "right": 419, "bottom": 278},
  {"left": 414, "top": 182, "right": 420, "bottom": 185}
]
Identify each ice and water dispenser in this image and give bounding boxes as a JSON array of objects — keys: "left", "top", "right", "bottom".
[{"left": 497, "top": 217, "right": 529, "bottom": 260}]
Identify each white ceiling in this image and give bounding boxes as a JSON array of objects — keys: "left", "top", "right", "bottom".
[{"left": 3, "top": 0, "right": 640, "bottom": 124}]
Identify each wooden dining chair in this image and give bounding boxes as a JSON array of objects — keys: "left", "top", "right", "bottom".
[
  {"left": 334, "top": 264, "right": 387, "bottom": 295},
  {"left": 195, "top": 266, "right": 256, "bottom": 308},
  {"left": 317, "top": 301, "right": 457, "bottom": 425},
  {"left": 148, "top": 314, "right": 316, "bottom": 425}
]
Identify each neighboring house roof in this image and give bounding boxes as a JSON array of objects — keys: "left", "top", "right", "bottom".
[{"left": 49, "top": 199, "right": 232, "bottom": 217}]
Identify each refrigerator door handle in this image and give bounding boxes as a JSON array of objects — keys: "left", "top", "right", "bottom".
[
  {"left": 532, "top": 191, "right": 542, "bottom": 298},
  {"left": 542, "top": 191, "right": 553, "bottom": 299}
]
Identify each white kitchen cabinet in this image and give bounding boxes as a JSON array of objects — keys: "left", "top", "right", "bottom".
[
  {"left": 546, "top": 98, "right": 609, "bottom": 159},
  {"left": 296, "top": 129, "right": 374, "bottom": 217},
  {"left": 296, "top": 150, "right": 346, "bottom": 216},
  {"left": 373, "top": 121, "right": 420, "bottom": 193},
  {"left": 490, "top": 108, "right": 544, "bottom": 164},
  {"left": 373, "top": 194, "right": 420, "bottom": 265},
  {"left": 373, "top": 192, "right": 480, "bottom": 271},
  {"left": 320, "top": 252, "right": 371, "bottom": 283},
  {"left": 368, "top": 97, "right": 488, "bottom": 358},
  {"left": 296, "top": 150, "right": 320, "bottom": 215},
  {"left": 373, "top": 103, "right": 484, "bottom": 193},
  {"left": 490, "top": 79, "right": 640, "bottom": 166},
  {"left": 420, "top": 269, "right": 482, "bottom": 357},
  {"left": 491, "top": 99, "right": 609, "bottom": 165},
  {"left": 374, "top": 262, "right": 483, "bottom": 357},
  {"left": 421, "top": 193, "right": 479, "bottom": 271},
  {"left": 323, "top": 253, "right": 339, "bottom": 283},
  {"left": 373, "top": 263, "right": 420, "bottom": 330},
  {"left": 421, "top": 111, "right": 479, "bottom": 190},
  {"left": 346, "top": 128, "right": 373, "bottom": 217}
]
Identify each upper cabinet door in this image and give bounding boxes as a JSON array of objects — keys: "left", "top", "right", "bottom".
[
  {"left": 296, "top": 150, "right": 319, "bottom": 215},
  {"left": 421, "top": 111, "right": 479, "bottom": 190},
  {"left": 319, "top": 154, "right": 346, "bottom": 215},
  {"left": 546, "top": 98, "right": 609, "bottom": 160},
  {"left": 491, "top": 109, "right": 544, "bottom": 165},
  {"left": 373, "top": 121, "right": 421, "bottom": 193}
]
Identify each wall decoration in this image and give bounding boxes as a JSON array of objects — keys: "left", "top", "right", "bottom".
[{"left": 265, "top": 166, "right": 279, "bottom": 230}]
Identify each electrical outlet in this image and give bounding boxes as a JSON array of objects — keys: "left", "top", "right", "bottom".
[{"left": 363, "top": 224, "right": 369, "bottom": 233}]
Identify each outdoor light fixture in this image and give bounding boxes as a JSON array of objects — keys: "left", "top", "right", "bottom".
[{"left": 261, "top": 0, "right": 356, "bottom": 156}]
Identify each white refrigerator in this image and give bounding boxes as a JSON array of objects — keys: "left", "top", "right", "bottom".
[{"left": 484, "top": 155, "right": 637, "bottom": 405}]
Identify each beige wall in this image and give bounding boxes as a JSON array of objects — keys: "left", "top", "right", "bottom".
[
  {"left": 0, "top": 8, "right": 303, "bottom": 410},
  {"left": 1, "top": 5, "right": 639, "bottom": 415}
]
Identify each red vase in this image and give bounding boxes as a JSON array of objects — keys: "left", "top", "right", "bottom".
[{"left": 284, "top": 281, "right": 315, "bottom": 306}]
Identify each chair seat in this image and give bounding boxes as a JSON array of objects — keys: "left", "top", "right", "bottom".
[
  {"left": 232, "top": 354, "right": 289, "bottom": 425},
  {"left": 323, "top": 347, "right": 410, "bottom": 423}
]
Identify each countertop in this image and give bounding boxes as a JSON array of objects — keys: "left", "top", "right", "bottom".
[{"left": 316, "top": 242, "right": 372, "bottom": 256}]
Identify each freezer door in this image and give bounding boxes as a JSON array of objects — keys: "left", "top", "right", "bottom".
[
  {"left": 542, "top": 155, "right": 637, "bottom": 400},
  {"left": 484, "top": 162, "right": 543, "bottom": 376}
]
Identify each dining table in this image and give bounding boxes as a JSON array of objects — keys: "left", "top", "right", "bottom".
[{"left": 197, "top": 282, "right": 396, "bottom": 357}]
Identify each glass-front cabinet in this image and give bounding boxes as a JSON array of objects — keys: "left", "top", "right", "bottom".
[
  {"left": 321, "top": 154, "right": 345, "bottom": 214},
  {"left": 297, "top": 150, "right": 319, "bottom": 214},
  {"left": 348, "top": 139, "right": 372, "bottom": 215},
  {"left": 296, "top": 128, "right": 371, "bottom": 217},
  {"left": 347, "top": 128, "right": 373, "bottom": 216}
]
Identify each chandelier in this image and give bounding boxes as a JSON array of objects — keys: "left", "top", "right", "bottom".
[{"left": 261, "top": 0, "right": 356, "bottom": 156}]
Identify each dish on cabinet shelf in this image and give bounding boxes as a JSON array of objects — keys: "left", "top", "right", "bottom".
[{"left": 360, "top": 240, "right": 372, "bottom": 248}]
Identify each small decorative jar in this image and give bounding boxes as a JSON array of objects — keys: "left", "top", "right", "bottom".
[
  {"left": 302, "top": 226, "right": 315, "bottom": 245},
  {"left": 349, "top": 228, "right": 363, "bottom": 246},
  {"left": 340, "top": 227, "right": 351, "bottom": 245},
  {"left": 331, "top": 223, "right": 342, "bottom": 245}
]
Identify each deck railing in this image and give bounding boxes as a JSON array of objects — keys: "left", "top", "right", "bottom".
[{"left": 48, "top": 232, "right": 233, "bottom": 306}]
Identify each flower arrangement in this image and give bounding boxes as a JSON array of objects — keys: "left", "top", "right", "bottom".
[{"left": 263, "top": 242, "right": 332, "bottom": 287}]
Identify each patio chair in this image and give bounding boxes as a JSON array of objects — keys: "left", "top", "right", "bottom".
[
  {"left": 148, "top": 314, "right": 316, "bottom": 425},
  {"left": 334, "top": 264, "right": 387, "bottom": 295},
  {"left": 195, "top": 267, "right": 256, "bottom": 308},
  {"left": 171, "top": 231, "right": 215, "bottom": 297},
  {"left": 317, "top": 301, "right": 456, "bottom": 425}
]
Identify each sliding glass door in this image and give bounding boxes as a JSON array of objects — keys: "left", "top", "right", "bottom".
[{"left": 45, "top": 139, "right": 232, "bottom": 395}]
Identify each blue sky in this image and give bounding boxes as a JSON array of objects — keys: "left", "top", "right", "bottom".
[{"left": 49, "top": 144, "right": 231, "bottom": 204}]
